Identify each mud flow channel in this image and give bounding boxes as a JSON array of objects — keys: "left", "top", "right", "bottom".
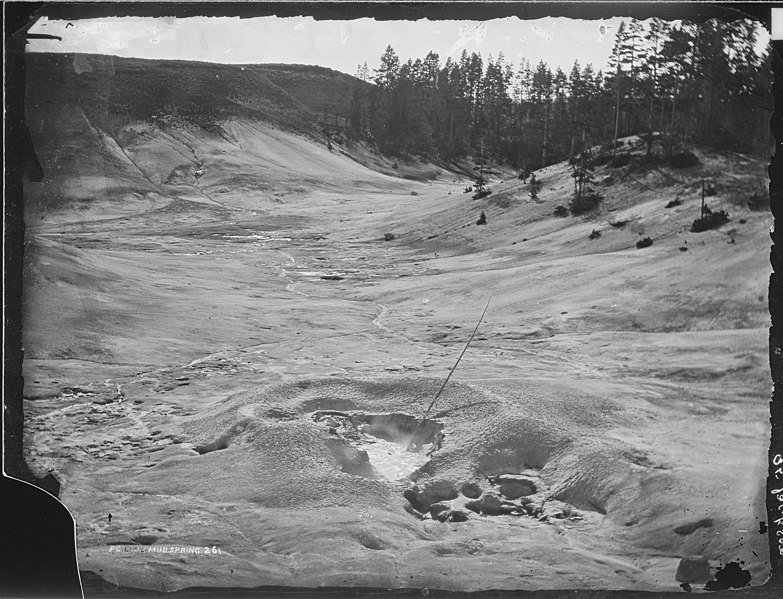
[{"left": 312, "top": 411, "right": 443, "bottom": 481}]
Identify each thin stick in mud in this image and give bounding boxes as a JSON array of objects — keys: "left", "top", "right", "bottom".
[{"left": 405, "top": 297, "right": 491, "bottom": 452}]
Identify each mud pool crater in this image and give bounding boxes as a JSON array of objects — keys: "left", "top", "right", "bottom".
[{"left": 313, "top": 411, "right": 443, "bottom": 481}]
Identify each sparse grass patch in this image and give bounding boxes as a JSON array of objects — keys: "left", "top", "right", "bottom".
[
  {"left": 489, "top": 194, "right": 512, "bottom": 209},
  {"left": 529, "top": 176, "right": 542, "bottom": 200}
]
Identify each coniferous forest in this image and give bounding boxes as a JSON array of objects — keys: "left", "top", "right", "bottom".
[{"left": 348, "top": 18, "right": 771, "bottom": 168}]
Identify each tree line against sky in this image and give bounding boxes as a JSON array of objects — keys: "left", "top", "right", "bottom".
[{"left": 347, "top": 18, "right": 771, "bottom": 169}]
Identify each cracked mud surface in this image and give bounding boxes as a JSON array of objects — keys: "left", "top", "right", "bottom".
[{"left": 21, "top": 89, "right": 771, "bottom": 592}]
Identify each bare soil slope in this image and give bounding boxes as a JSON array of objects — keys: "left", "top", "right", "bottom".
[{"left": 21, "top": 56, "right": 771, "bottom": 593}]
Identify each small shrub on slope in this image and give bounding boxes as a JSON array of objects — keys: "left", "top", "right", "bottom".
[
  {"left": 669, "top": 151, "right": 700, "bottom": 169},
  {"left": 569, "top": 152, "right": 602, "bottom": 215},
  {"left": 691, "top": 206, "right": 729, "bottom": 232},
  {"left": 473, "top": 174, "right": 492, "bottom": 200},
  {"left": 569, "top": 190, "right": 603, "bottom": 215},
  {"left": 665, "top": 197, "right": 683, "bottom": 208},
  {"left": 529, "top": 174, "right": 542, "bottom": 200},
  {"left": 569, "top": 190, "right": 602, "bottom": 215},
  {"left": 748, "top": 188, "right": 769, "bottom": 211},
  {"left": 609, "top": 153, "right": 631, "bottom": 168}
]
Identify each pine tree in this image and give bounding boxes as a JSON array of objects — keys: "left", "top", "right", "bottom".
[
  {"left": 355, "top": 62, "right": 371, "bottom": 82},
  {"left": 640, "top": 18, "right": 667, "bottom": 155},
  {"left": 531, "top": 61, "right": 553, "bottom": 167},
  {"left": 569, "top": 150, "right": 601, "bottom": 214},
  {"left": 607, "top": 21, "right": 626, "bottom": 154},
  {"left": 551, "top": 67, "right": 569, "bottom": 159},
  {"left": 466, "top": 52, "right": 484, "bottom": 125},
  {"left": 621, "top": 20, "right": 644, "bottom": 136},
  {"left": 374, "top": 45, "right": 400, "bottom": 90}
]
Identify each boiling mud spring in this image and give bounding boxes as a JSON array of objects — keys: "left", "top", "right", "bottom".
[{"left": 312, "top": 411, "right": 442, "bottom": 480}]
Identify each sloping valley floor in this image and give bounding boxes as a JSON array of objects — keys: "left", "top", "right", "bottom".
[{"left": 21, "top": 113, "right": 772, "bottom": 592}]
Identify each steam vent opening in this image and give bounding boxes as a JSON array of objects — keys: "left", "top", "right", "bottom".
[{"left": 313, "top": 411, "right": 443, "bottom": 481}]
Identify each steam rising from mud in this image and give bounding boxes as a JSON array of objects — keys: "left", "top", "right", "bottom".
[{"left": 313, "top": 411, "right": 442, "bottom": 480}]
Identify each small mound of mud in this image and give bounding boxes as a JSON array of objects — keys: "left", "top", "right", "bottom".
[
  {"left": 132, "top": 534, "right": 158, "bottom": 546},
  {"left": 193, "top": 417, "right": 254, "bottom": 454},
  {"left": 299, "top": 396, "right": 358, "bottom": 413},
  {"left": 180, "top": 377, "right": 674, "bottom": 523}
]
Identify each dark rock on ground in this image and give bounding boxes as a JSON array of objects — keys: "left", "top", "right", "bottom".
[
  {"left": 478, "top": 494, "right": 505, "bottom": 516},
  {"left": 428, "top": 502, "right": 450, "bottom": 519},
  {"left": 464, "top": 500, "right": 480, "bottom": 514},
  {"left": 675, "top": 556, "right": 711, "bottom": 583},
  {"left": 358, "top": 531, "right": 384, "bottom": 550},
  {"left": 448, "top": 510, "right": 469, "bottom": 522},
  {"left": 403, "top": 488, "right": 429, "bottom": 513}
]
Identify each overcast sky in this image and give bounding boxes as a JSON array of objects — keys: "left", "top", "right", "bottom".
[
  {"left": 28, "top": 14, "right": 771, "bottom": 77},
  {"left": 27, "top": 16, "right": 634, "bottom": 75}
]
